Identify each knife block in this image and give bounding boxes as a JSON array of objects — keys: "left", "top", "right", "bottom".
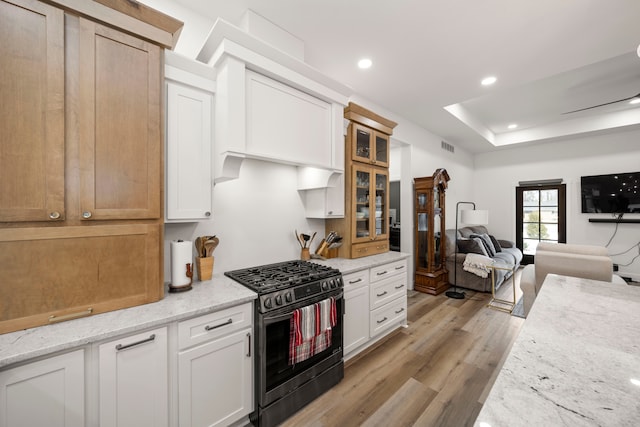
[{"left": 196, "top": 256, "right": 214, "bottom": 281}]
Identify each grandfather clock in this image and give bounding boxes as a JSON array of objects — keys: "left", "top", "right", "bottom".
[{"left": 414, "top": 169, "right": 450, "bottom": 294}]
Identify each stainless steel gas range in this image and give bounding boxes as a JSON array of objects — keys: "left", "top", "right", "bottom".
[{"left": 225, "top": 260, "right": 344, "bottom": 427}]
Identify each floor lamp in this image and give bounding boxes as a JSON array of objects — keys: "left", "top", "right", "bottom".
[{"left": 446, "top": 202, "right": 489, "bottom": 299}]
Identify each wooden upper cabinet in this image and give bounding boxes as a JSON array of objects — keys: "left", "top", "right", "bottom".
[
  {"left": 78, "top": 19, "right": 161, "bottom": 220},
  {"left": 0, "top": 0, "right": 65, "bottom": 222},
  {"left": 351, "top": 123, "right": 390, "bottom": 167}
]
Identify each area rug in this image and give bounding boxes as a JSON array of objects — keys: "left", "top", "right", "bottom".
[{"left": 511, "top": 296, "right": 525, "bottom": 318}]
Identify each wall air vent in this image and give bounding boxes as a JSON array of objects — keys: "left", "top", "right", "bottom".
[{"left": 441, "top": 141, "right": 455, "bottom": 153}]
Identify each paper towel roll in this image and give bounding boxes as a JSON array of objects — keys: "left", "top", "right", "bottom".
[{"left": 171, "top": 240, "right": 192, "bottom": 287}]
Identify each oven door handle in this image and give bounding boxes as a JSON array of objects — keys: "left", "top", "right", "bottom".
[{"left": 263, "top": 290, "right": 343, "bottom": 323}]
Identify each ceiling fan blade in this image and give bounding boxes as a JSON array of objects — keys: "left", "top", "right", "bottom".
[{"left": 562, "top": 92, "right": 640, "bottom": 114}]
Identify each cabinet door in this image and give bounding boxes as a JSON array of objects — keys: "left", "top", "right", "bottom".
[
  {"left": 0, "top": 349, "right": 85, "bottom": 427},
  {"left": 166, "top": 81, "right": 213, "bottom": 221},
  {"left": 78, "top": 19, "right": 161, "bottom": 220},
  {"left": 344, "top": 285, "right": 369, "bottom": 356},
  {"left": 372, "top": 167, "right": 389, "bottom": 240},
  {"left": 350, "top": 123, "right": 389, "bottom": 167},
  {"left": 0, "top": 0, "right": 65, "bottom": 223},
  {"left": 352, "top": 165, "right": 372, "bottom": 243},
  {"left": 178, "top": 328, "right": 253, "bottom": 427},
  {"left": 98, "top": 327, "right": 168, "bottom": 427}
]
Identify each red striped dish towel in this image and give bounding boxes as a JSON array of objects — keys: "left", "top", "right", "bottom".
[{"left": 289, "top": 297, "right": 337, "bottom": 365}]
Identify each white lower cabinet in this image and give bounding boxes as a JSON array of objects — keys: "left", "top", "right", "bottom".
[
  {"left": 177, "top": 303, "right": 253, "bottom": 427},
  {"left": 0, "top": 349, "right": 85, "bottom": 427},
  {"left": 342, "top": 257, "right": 408, "bottom": 359},
  {"left": 343, "top": 270, "right": 370, "bottom": 356},
  {"left": 98, "top": 327, "right": 169, "bottom": 427}
]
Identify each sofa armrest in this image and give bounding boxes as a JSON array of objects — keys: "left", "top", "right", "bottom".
[{"left": 497, "top": 239, "right": 516, "bottom": 248}]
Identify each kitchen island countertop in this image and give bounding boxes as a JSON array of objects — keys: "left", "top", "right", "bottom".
[{"left": 475, "top": 273, "right": 640, "bottom": 426}]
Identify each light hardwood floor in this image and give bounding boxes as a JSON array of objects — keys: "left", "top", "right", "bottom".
[{"left": 281, "top": 270, "right": 525, "bottom": 427}]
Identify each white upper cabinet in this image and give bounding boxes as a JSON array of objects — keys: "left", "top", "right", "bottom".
[
  {"left": 196, "top": 19, "right": 351, "bottom": 183},
  {"left": 165, "top": 51, "right": 215, "bottom": 222}
]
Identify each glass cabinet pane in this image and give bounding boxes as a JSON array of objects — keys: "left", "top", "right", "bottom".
[
  {"left": 433, "top": 212, "right": 441, "bottom": 269},
  {"left": 375, "top": 134, "right": 388, "bottom": 164},
  {"left": 355, "top": 127, "right": 371, "bottom": 160},
  {"left": 355, "top": 169, "right": 370, "bottom": 239},
  {"left": 374, "top": 172, "right": 387, "bottom": 237},
  {"left": 417, "top": 212, "right": 428, "bottom": 269}
]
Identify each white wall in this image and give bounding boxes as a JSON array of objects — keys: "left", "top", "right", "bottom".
[
  {"left": 474, "top": 128, "right": 640, "bottom": 280},
  {"left": 165, "top": 159, "right": 326, "bottom": 277}
]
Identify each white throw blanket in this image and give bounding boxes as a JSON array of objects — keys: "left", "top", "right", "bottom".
[{"left": 463, "top": 253, "right": 495, "bottom": 278}]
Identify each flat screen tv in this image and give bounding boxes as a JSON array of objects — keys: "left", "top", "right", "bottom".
[{"left": 581, "top": 172, "right": 640, "bottom": 213}]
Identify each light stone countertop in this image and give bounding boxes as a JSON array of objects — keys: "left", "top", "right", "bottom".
[
  {"left": 0, "top": 252, "right": 410, "bottom": 369},
  {"left": 475, "top": 274, "right": 640, "bottom": 427},
  {"left": 0, "top": 274, "right": 257, "bottom": 369},
  {"left": 312, "top": 251, "right": 410, "bottom": 275}
]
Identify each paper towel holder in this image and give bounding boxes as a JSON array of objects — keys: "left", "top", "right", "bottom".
[{"left": 169, "top": 262, "right": 193, "bottom": 293}]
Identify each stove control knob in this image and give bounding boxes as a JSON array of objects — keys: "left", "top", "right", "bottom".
[
  {"left": 330, "top": 279, "right": 337, "bottom": 288},
  {"left": 264, "top": 297, "right": 273, "bottom": 309},
  {"left": 275, "top": 294, "right": 283, "bottom": 306},
  {"left": 285, "top": 292, "right": 293, "bottom": 303},
  {"left": 322, "top": 281, "right": 329, "bottom": 291}
]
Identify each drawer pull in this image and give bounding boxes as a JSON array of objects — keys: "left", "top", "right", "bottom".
[
  {"left": 376, "top": 270, "right": 388, "bottom": 276},
  {"left": 116, "top": 334, "right": 155, "bottom": 351},
  {"left": 49, "top": 308, "right": 93, "bottom": 323},
  {"left": 205, "top": 318, "right": 233, "bottom": 331},
  {"left": 82, "top": 211, "right": 92, "bottom": 219},
  {"left": 395, "top": 265, "right": 405, "bottom": 270},
  {"left": 395, "top": 308, "right": 405, "bottom": 314},
  {"left": 376, "top": 316, "right": 388, "bottom": 324},
  {"left": 246, "top": 332, "right": 251, "bottom": 357},
  {"left": 349, "top": 278, "right": 363, "bottom": 284},
  {"left": 49, "top": 211, "right": 61, "bottom": 220},
  {"left": 395, "top": 284, "right": 405, "bottom": 289},
  {"left": 376, "top": 291, "right": 388, "bottom": 297}
]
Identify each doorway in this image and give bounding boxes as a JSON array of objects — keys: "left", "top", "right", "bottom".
[{"left": 515, "top": 184, "right": 566, "bottom": 264}]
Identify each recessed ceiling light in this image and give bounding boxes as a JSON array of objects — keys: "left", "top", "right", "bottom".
[
  {"left": 508, "top": 124, "right": 518, "bottom": 130},
  {"left": 481, "top": 76, "right": 497, "bottom": 86},
  {"left": 631, "top": 378, "right": 640, "bottom": 387},
  {"left": 630, "top": 98, "right": 640, "bottom": 105},
  {"left": 358, "top": 58, "right": 372, "bottom": 69}
]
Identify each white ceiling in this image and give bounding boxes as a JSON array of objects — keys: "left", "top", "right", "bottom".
[{"left": 172, "top": 0, "right": 640, "bottom": 153}]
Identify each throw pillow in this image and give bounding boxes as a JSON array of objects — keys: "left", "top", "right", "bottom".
[
  {"left": 457, "top": 238, "right": 488, "bottom": 256},
  {"left": 471, "top": 233, "right": 495, "bottom": 257},
  {"left": 489, "top": 235, "right": 502, "bottom": 252}
]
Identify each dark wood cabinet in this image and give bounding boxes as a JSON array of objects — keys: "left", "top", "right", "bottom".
[{"left": 414, "top": 169, "right": 450, "bottom": 295}]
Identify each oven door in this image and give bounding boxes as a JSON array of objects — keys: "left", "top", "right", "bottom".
[{"left": 257, "top": 288, "right": 344, "bottom": 408}]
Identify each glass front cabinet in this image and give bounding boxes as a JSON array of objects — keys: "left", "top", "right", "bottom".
[
  {"left": 326, "top": 102, "right": 397, "bottom": 259},
  {"left": 414, "top": 169, "right": 450, "bottom": 295}
]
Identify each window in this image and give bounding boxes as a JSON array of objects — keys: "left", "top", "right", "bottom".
[{"left": 516, "top": 184, "right": 566, "bottom": 264}]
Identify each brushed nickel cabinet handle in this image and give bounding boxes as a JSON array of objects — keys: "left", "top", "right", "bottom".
[
  {"left": 395, "top": 308, "right": 405, "bottom": 314},
  {"left": 246, "top": 332, "right": 251, "bottom": 357},
  {"left": 49, "top": 211, "right": 61, "bottom": 220},
  {"left": 395, "top": 284, "right": 405, "bottom": 289},
  {"left": 349, "top": 278, "right": 363, "bottom": 284},
  {"left": 82, "top": 211, "right": 92, "bottom": 219},
  {"left": 395, "top": 265, "right": 405, "bottom": 270},
  {"left": 376, "top": 316, "right": 388, "bottom": 324},
  {"left": 49, "top": 308, "right": 93, "bottom": 323},
  {"left": 376, "top": 291, "right": 388, "bottom": 297},
  {"left": 205, "top": 318, "right": 232, "bottom": 331},
  {"left": 115, "top": 334, "right": 156, "bottom": 351},
  {"left": 376, "top": 270, "right": 388, "bottom": 276}
]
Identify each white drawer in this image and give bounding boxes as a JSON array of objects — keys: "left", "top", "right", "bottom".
[
  {"left": 370, "top": 259, "right": 407, "bottom": 283},
  {"left": 370, "top": 296, "right": 407, "bottom": 338},
  {"left": 369, "top": 274, "right": 407, "bottom": 310},
  {"left": 178, "top": 302, "right": 252, "bottom": 351},
  {"left": 342, "top": 269, "right": 369, "bottom": 290}
]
